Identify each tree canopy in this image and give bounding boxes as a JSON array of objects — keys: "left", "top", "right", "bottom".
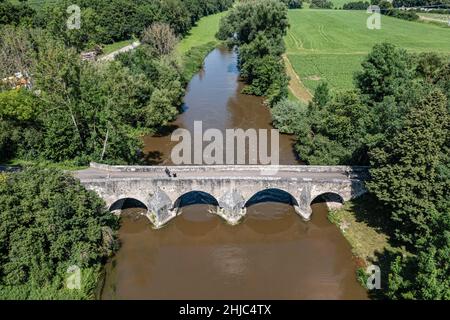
[{"left": 0, "top": 168, "right": 118, "bottom": 299}]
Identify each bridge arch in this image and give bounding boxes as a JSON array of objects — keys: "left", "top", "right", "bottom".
[
  {"left": 311, "top": 192, "right": 344, "bottom": 205},
  {"left": 109, "top": 197, "right": 148, "bottom": 213},
  {"left": 170, "top": 191, "right": 221, "bottom": 234},
  {"left": 173, "top": 190, "right": 219, "bottom": 210},
  {"left": 245, "top": 188, "right": 299, "bottom": 208},
  {"left": 310, "top": 192, "right": 345, "bottom": 212}
]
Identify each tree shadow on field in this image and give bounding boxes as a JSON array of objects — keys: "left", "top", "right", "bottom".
[
  {"left": 351, "top": 195, "right": 397, "bottom": 238},
  {"left": 348, "top": 195, "right": 406, "bottom": 299}
]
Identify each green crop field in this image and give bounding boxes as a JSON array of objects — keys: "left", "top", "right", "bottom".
[
  {"left": 285, "top": 9, "right": 450, "bottom": 92},
  {"left": 331, "top": 0, "right": 356, "bottom": 8}
]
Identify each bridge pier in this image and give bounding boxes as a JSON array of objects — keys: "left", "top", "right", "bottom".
[
  {"left": 146, "top": 187, "right": 177, "bottom": 228},
  {"left": 294, "top": 205, "right": 312, "bottom": 221},
  {"left": 294, "top": 185, "right": 313, "bottom": 221},
  {"left": 217, "top": 189, "right": 247, "bottom": 225}
]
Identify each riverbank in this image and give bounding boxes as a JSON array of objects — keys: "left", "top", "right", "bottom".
[
  {"left": 328, "top": 195, "right": 391, "bottom": 266},
  {"left": 180, "top": 42, "right": 219, "bottom": 83},
  {"left": 177, "top": 12, "right": 226, "bottom": 81},
  {"left": 327, "top": 194, "right": 409, "bottom": 295}
]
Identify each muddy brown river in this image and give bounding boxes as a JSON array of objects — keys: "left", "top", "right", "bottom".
[{"left": 100, "top": 47, "right": 368, "bottom": 299}]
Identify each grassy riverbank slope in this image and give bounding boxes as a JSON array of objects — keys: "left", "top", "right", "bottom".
[
  {"left": 177, "top": 12, "right": 226, "bottom": 81},
  {"left": 327, "top": 195, "right": 410, "bottom": 295},
  {"left": 177, "top": 11, "right": 226, "bottom": 54},
  {"left": 328, "top": 196, "right": 391, "bottom": 266},
  {"left": 285, "top": 9, "right": 450, "bottom": 92}
]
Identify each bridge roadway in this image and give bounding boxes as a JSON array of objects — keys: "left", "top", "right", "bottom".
[{"left": 76, "top": 166, "right": 356, "bottom": 180}]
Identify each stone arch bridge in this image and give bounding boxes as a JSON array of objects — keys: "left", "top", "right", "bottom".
[{"left": 74, "top": 163, "right": 369, "bottom": 228}]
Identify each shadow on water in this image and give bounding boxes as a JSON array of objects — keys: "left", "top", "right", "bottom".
[
  {"left": 142, "top": 150, "right": 164, "bottom": 165},
  {"left": 245, "top": 188, "right": 299, "bottom": 208},
  {"left": 311, "top": 192, "right": 344, "bottom": 205},
  {"left": 173, "top": 191, "right": 219, "bottom": 209},
  {"left": 152, "top": 124, "right": 180, "bottom": 137},
  {"left": 109, "top": 198, "right": 147, "bottom": 212}
]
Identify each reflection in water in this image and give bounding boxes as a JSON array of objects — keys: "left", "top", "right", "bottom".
[{"left": 101, "top": 204, "right": 367, "bottom": 300}]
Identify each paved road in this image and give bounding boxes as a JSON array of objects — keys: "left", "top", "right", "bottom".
[{"left": 74, "top": 165, "right": 368, "bottom": 181}]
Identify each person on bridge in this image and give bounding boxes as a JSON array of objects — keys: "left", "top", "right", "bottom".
[{"left": 165, "top": 167, "right": 171, "bottom": 177}]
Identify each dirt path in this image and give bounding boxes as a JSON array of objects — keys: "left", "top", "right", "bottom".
[
  {"left": 98, "top": 41, "right": 141, "bottom": 62},
  {"left": 419, "top": 15, "right": 449, "bottom": 25},
  {"left": 282, "top": 54, "right": 313, "bottom": 103}
]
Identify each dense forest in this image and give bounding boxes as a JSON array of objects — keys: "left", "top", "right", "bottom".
[{"left": 0, "top": 168, "right": 119, "bottom": 299}]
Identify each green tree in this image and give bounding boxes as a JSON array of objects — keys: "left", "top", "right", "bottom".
[
  {"left": 355, "top": 43, "right": 414, "bottom": 102},
  {"left": 144, "top": 88, "right": 179, "bottom": 127},
  {"left": 312, "top": 82, "right": 330, "bottom": 109},
  {"left": 217, "top": 0, "right": 289, "bottom": 45},
  {"left": 281, "top": 0, "right": 303, "bottom": 9},
  {"left": 415, "top": 52, "right": 445, "bottom": 83},
  {"left": 271, "top": 99, "right": 308, "bottom": 134},
  {"left": 0, "top": 89, "right": 42, "bottom": 162},
  {"left": 0, "top": 168, "right": 118, "bottom": 299},
  {"left": 368, "top": 90, "right": 449, "bottom": 247},
  {"left": 294, "top": 90, "right": 369, "bottom": 165},
  {"left": 386, "top": 212, "right": 450, "bottom": 300}
]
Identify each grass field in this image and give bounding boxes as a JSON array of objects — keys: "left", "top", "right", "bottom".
[
  {"left": 102, "top": 38, "right": 137, "bottom": 54},
  {"left": 285, "top": 9, "right": 450, "bottom": 92},
  {"left": 10, "top": 0, "right": 56, "bottom": 9},
  {"left": 176, "top": 11, "right": 225, "bottom": 54},
  {"left": 331, "top": 0, "right": 355, "bottom": 8},
  {"left": 176, "top": 12, "right": 226, "bottom": 81}
]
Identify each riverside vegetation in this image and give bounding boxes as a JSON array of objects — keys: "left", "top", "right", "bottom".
[
  {"left": 219, "top": 0, "right": 449, "bottom": 299},
  {"left": 0, "top": 0, "right": 233, "bottom": 299},
  {"left": 273, "top": 42, "right": 450, "bottom": 299}
]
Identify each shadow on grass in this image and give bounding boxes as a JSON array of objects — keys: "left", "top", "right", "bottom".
[{"left": 348, "top": 194, "right": 406, "bottom": 299}]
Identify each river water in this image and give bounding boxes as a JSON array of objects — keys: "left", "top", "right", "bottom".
[{"left": 100, "top": 47, "right": 367, "bottom": 299}]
